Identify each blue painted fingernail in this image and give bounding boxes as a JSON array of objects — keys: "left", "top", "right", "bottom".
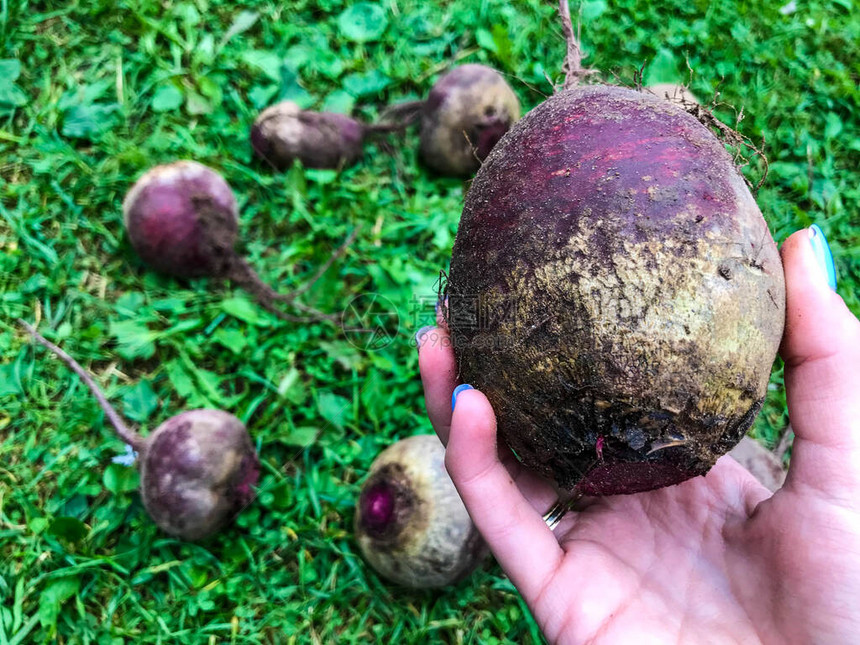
[
  {"left": 414, "top": 325, "right": 435, "bottom": 349},
  {"left": 451, "top": 384, "right": 473, "bottom": 411},
  {"left": 809, "top": 225, "right": 837, "bottom": 291}
]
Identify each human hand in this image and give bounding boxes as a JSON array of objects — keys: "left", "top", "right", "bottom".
[{"left": 418, "top": 227, "right": 860, "bottom": 644}]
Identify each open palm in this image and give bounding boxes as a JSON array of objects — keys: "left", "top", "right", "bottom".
[{"left": 418, "top": 230, "right": 860, "bottom": 644}]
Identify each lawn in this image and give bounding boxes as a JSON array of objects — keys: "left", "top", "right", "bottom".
[{"left": 0, "top": 0, "right": 857, "bottom": 642}]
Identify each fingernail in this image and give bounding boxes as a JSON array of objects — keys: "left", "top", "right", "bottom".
[
  {"left": 414, "top": 325, "right": 435, "bottom": 349},
  {"left": 451, "top": 384, "right": 474, "bottom": 411},
  {"left": 809, "top": 225, "right": 837, "bottom": 291}
]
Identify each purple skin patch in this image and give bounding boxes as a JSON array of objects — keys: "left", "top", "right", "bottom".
[
  {"left": 359, "top": 481, "right": 396, "bottom": 535},
  {"left": 578, "top": 460, "right": 695, "bottom": 496},
  {"left": 475, "top": 119, "right": 511, "bottom": 161},
  {"left": 233, "top": 453, "right": 261, "bottom": 506}
]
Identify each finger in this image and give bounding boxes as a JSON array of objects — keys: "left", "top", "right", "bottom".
[
  {"left": 436, "top": 297, "right": 448, "bottom": 329},
  {"left": 779, "top": 227, "right": 860, "bottom": 498},
  {"left": 417, "top": 325, "right": 457, "bottom": 445},
  {"left": 446, "top": 387, "right": 564, "bottom": 598}
]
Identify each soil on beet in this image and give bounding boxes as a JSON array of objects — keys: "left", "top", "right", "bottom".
[{"left": 447, "top": 85, "right": 786, "bottom": 495}]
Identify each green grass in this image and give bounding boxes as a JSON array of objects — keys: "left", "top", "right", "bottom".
[{"left": 0, "top": 0, "right": 857, "bottom": 642}]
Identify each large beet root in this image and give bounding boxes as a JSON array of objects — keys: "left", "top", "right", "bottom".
[
  {"left": 250, "top": 101, "right": 366, "bottom": 170},
  {"left": 19, "top": 321, "right": 260, "bottom": 541},
  {"left": 355, "top": 435, "right": 485, "bottom": 588},
  {"left": 419, "top": 64, "right": 521, "bottom": 177},
  {"left": 447, "top": 85, "right": 785, "bottom": 495}
]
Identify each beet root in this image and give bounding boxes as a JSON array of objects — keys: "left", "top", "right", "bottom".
[
  {"left": 122, "top": 161, "right": 349, "bottom": 323},
  {"left": 447, "top": 85, "right": 785, "bottom": 496},
  {"left": 123, "top": 160, "right": 239, "bottom": 279},
  {"left": 419, "top": 64, "right": 520, "bottom": 177},
  {"left": 250, "top": 101, "right": 366, "bottom": 170},
  {"left": 18, "top": 321, "right": 260, "bottom": 540},
  {"left": 355, "top": 435, "right": 486, "bottom": 588},
  {"left": 141, "top": 409, "right": 260, "bottom": 541}
]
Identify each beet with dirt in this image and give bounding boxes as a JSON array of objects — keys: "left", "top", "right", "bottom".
[
  {"left": 123, "top": 160, "right": 351, "bottom": 323},
  {"left": 418, "top": 64, "right": 521, "bottom": 177},
  {"left": 19, "top": 320, "right": 260, "bottom": 541},
  {"left": 355, "top": 434, "right": 486, "bottom": 588},
  {"left": 250, "top": 101, "right": 367, "bottom": 170},
  {"left": 123, "top": 160, "right": 239, "bottom": 279},
  {"left": 446, "top": 75, "right": 785, "bottom": 495}
]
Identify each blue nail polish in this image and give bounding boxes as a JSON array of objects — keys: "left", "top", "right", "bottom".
[
  {"left": 809, "top": 225, "right": 837, "bottom": 291},
  {"left": 414, "top": 325, "right": 435, "bottom": 348},
  {"left": 451, "top": 384, "right": 473, "bottom": 411}
]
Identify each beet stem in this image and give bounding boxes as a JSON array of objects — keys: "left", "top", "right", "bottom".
[
  {"left": 364, "top": 122, "right": 409, "bottom": 135},
  {"left": 226, "top": 228, "right": 357, "bottom": 324},
  {"left": 227, "top": 260, "right": 341, "bottom": 324},
  {"left": 17, "top": 319, "right": 147, "bottom": 452},
  {"left": 558, "top": 0, "right": 596, "bottom": 89},
  {"left": 377, "top": 100, "right": 425, "bottom": 131},
  {"left": 774, "top": 423, "right": 794, "bottom": 462}
]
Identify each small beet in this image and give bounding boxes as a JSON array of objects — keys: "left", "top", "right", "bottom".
[
  {"left": 123, "top": 160, "right": 238, "bottom": 279},
  {"left": 419, "top": 64, "right": 521, "bottom": 177},
  {"left": 19, "top": 321, "right": 260, "bottom": 541},
  {"left": 250, "top": 101, "right": 366, "bottom": 170},
  {"left": 123, "top": 161, "right": 353, "bottom": 322},
  {"left": 355, "top": 435, "right": 486, "bottom": 588},
  {"left": 141, "top": 409, "right": 260, "bottom": 540},
  {"left": 446, "top": 31, "right": 785, "bottom": 495}
]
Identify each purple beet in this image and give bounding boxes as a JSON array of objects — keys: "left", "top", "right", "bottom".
[
  {"left": 122, "top": 161, "right": 351, "bottom": 322},
  {"left": 123, "top": 160, "right": 238, "bottom": 279},
  {"left": 419, "top": 64, "right": 521, "bottom": 177},
  {"left": 355, "top": 435, "right": 486, "bottom": 588},
  {"left": 250, "top": 101, "right": 367, "bottom": 170},
  {"left": 19, "top": 320, "right": 260, "bottom": 541},
  {"left": 444, "top": 3, "right": 785, "bottom": 496}
]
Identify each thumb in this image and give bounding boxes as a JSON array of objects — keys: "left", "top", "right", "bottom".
[{"left": 780, "top": 226, "right": 860, "bottom": 500}]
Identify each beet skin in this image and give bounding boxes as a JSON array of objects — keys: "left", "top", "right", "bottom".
[
  {"left": 122, "top": 161, "right": 238, "bottom": 278},
  {"left": 141, "top": 409, "right": 260, "bottom": 541},
  {"left": 447, "top": 85, "right": 786, "bottom": 495},
  {"left": 250, "top": 101, "right": 365, "bottom": 170}
]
